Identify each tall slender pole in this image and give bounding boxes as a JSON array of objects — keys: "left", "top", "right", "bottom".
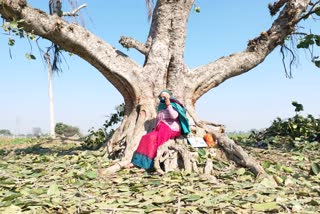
[{"left": 44, "top": 52, "right": 56, "bottom": 139}]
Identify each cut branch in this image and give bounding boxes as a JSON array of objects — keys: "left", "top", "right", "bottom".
[
  {"left": 119, "top": 36, "right": 149, "bottom": 55},
  {"left": 218, "top": 134, "right": 265, "bottom": 176},
  {"left": 62, "top": 3, "right": 87, "bottom": 16}
]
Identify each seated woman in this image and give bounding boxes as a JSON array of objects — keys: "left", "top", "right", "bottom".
[{"left": 131, "top": 90, "right": 190, "bottom": 171}]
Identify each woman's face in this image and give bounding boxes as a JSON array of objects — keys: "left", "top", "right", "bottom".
[
  {"left": 159, "top": 92, "right": 170, "bottom": 99},
  {"left": 159, "top": 92, "right": 170, "bottom": 103}
]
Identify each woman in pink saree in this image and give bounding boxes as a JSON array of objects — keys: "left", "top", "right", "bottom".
[{"left": 131, "top": 90, "right": 190, "bottom": 171}]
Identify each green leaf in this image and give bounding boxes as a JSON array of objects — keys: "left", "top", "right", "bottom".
[
  {"left": 8, "top": 38, "right": 15, "bottom": 46},
  {"left": 252, "top": 202, "right": 278, "bottom": 211},
  {"left": 282, "top": 166, "right": 293, "bottom": 173},
  {"left": 47, "top": 183, "right": 60, "bottom": 196},
  {"left": 315, "top": 7, "right": 320, "bottom": 16},
  {"left": 84, "top": 171, "right": 97, "bottom": 180},
  {"left": 236, "top": 168, "right": 246, "bottom": 175},
  {"left": 273, "top": 175, "right": 283, "bottom": 185},
  {"left": 2, "top": 192, "right": 22, "bottom": 201},
  {"left": 197, "top": 148, "right": 206, "bottom": 157},
  {"left": 9, "top": 21, "right": 18, "bottom": 29},
  {"left": 28, "top": 33, "right": 37, "bottom": 41},
  {"left": 291, "top": 101, "right": 303, "bottom": 113},
  {"left": 315, "top": 36, "right": 320, "bottom": 46},
  {"left": 142, "top": 190, "right": 158, "bottom": 196},
  {"left": 260, "top": 177, "right": 277, "bottom": 188},
  {"left": 152, "top": 195, "right": 173, "bottom": 204},
  {"left": 25, "top": 53, "right": 36, "bottom": 60},
  {"left": 125, "top": 200, "right": 141, "bottom": 206},
  {"left": 310, "top": 162, "right": 320, "bottom": 175},
  {"left": 2, "top": 205, "right": 22, "bottom": 214},
  {"left": 313, "top": 60, "right": 320, "bottom": 68},
  {"left": 308, "top": 199, "right": 320, "bottom": 206},
  {"left": 185, "top": 194, "right": 201, "bottom": 201},
  {"left": 284, "top": 177, "right": 295, "bottom": 186}
]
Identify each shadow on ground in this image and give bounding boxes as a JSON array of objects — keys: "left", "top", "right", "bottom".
[{"left": 1, "top": 138, "right": 95, "bottom": 156}]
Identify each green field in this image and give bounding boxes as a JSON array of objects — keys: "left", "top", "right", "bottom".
[
  {"left": 0, "top": 137, "right": 47, "bottom": 149},
  {"left": 0, "top": 138, "right": 31, "bottom": 147}
]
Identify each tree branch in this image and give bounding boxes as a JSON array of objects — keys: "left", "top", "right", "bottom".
[
  {"left": 0, "top": 0, "right": 142, "bottom": 105},
  {"left": 62, "top": 3, "right": 87, "bottom": 17},
  {"left": 119, "top": 36, "right": 149, "bottom": 55},
  {"left": 268, "top": 0, "right": 289, "bottom": 16},
  {"left": 189, "top": 0, "right": 310, "bottom": 101},
  {"left": 299, "top": 0, "right": 320, "bottom": 21}
]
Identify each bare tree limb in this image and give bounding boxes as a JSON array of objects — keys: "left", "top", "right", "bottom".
[
  {"left": 62, "top": 3, "right": 87, "bottom": 17},
  {"left": 189, "top": 0, "right": 310, "bottom": 101},
  {"left": 119, "top": 36, "right": 149, "bottom": 55}
]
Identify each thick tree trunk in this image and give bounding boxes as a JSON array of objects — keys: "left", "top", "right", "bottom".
[{"left": 101, "top": 94, "right": 266, "bottom": 177}]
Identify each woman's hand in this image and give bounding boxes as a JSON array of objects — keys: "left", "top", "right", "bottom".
[{"left": 165, "top": 96, "right": 171, "bottom": 106}]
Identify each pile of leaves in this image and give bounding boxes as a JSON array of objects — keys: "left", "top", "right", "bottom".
[
  {"left": 231, "top": 102, "right": 320, "bottom": 147},
  {"left": 0, "top": 138, "right": 319, "bottom": 213}
]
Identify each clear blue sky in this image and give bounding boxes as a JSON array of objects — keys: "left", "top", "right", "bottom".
[{"left": 1, "top": 0, "right": 320, "bottom": 134}]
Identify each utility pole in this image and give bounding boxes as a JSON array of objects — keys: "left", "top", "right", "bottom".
[{"left": 44, "top": 52, "right": 56, "bottom": 139}]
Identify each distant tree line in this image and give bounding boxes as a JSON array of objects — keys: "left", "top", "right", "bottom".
[
  {"left": 1, "top": 123, "right": 81, "bottom": 138},
  {"left": 0, "top": 129, "right": 12, "bottom": 136},
  {"left": 55, "top": 122, "right": 80, "bottom": 137}
]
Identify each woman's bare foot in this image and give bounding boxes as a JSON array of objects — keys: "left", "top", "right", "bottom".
[{"left": 125, "top": 163, "right": 135, "bottom": 169}]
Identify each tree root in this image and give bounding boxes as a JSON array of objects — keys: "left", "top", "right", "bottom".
[
  {"left": 97, "top": 160, "right": 129, "bottom": 177},
  {"left": 154, "top": 138, "right": 197, "bottom": 174},
  {"left": 154, "top": 138, "right": 221, "bottom": 184}
]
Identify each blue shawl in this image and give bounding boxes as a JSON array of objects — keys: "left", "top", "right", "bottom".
[{"left": 157, "top": 98, "right": 191, "bottom": 136}]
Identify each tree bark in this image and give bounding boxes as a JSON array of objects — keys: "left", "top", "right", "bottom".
[{"left": 0, "top": 0, "right": 311, "bottom": 176}]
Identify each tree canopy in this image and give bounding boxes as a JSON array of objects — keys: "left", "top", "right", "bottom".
[{"left": 0, "top": 129, "right": 12, "bottom": 136}]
